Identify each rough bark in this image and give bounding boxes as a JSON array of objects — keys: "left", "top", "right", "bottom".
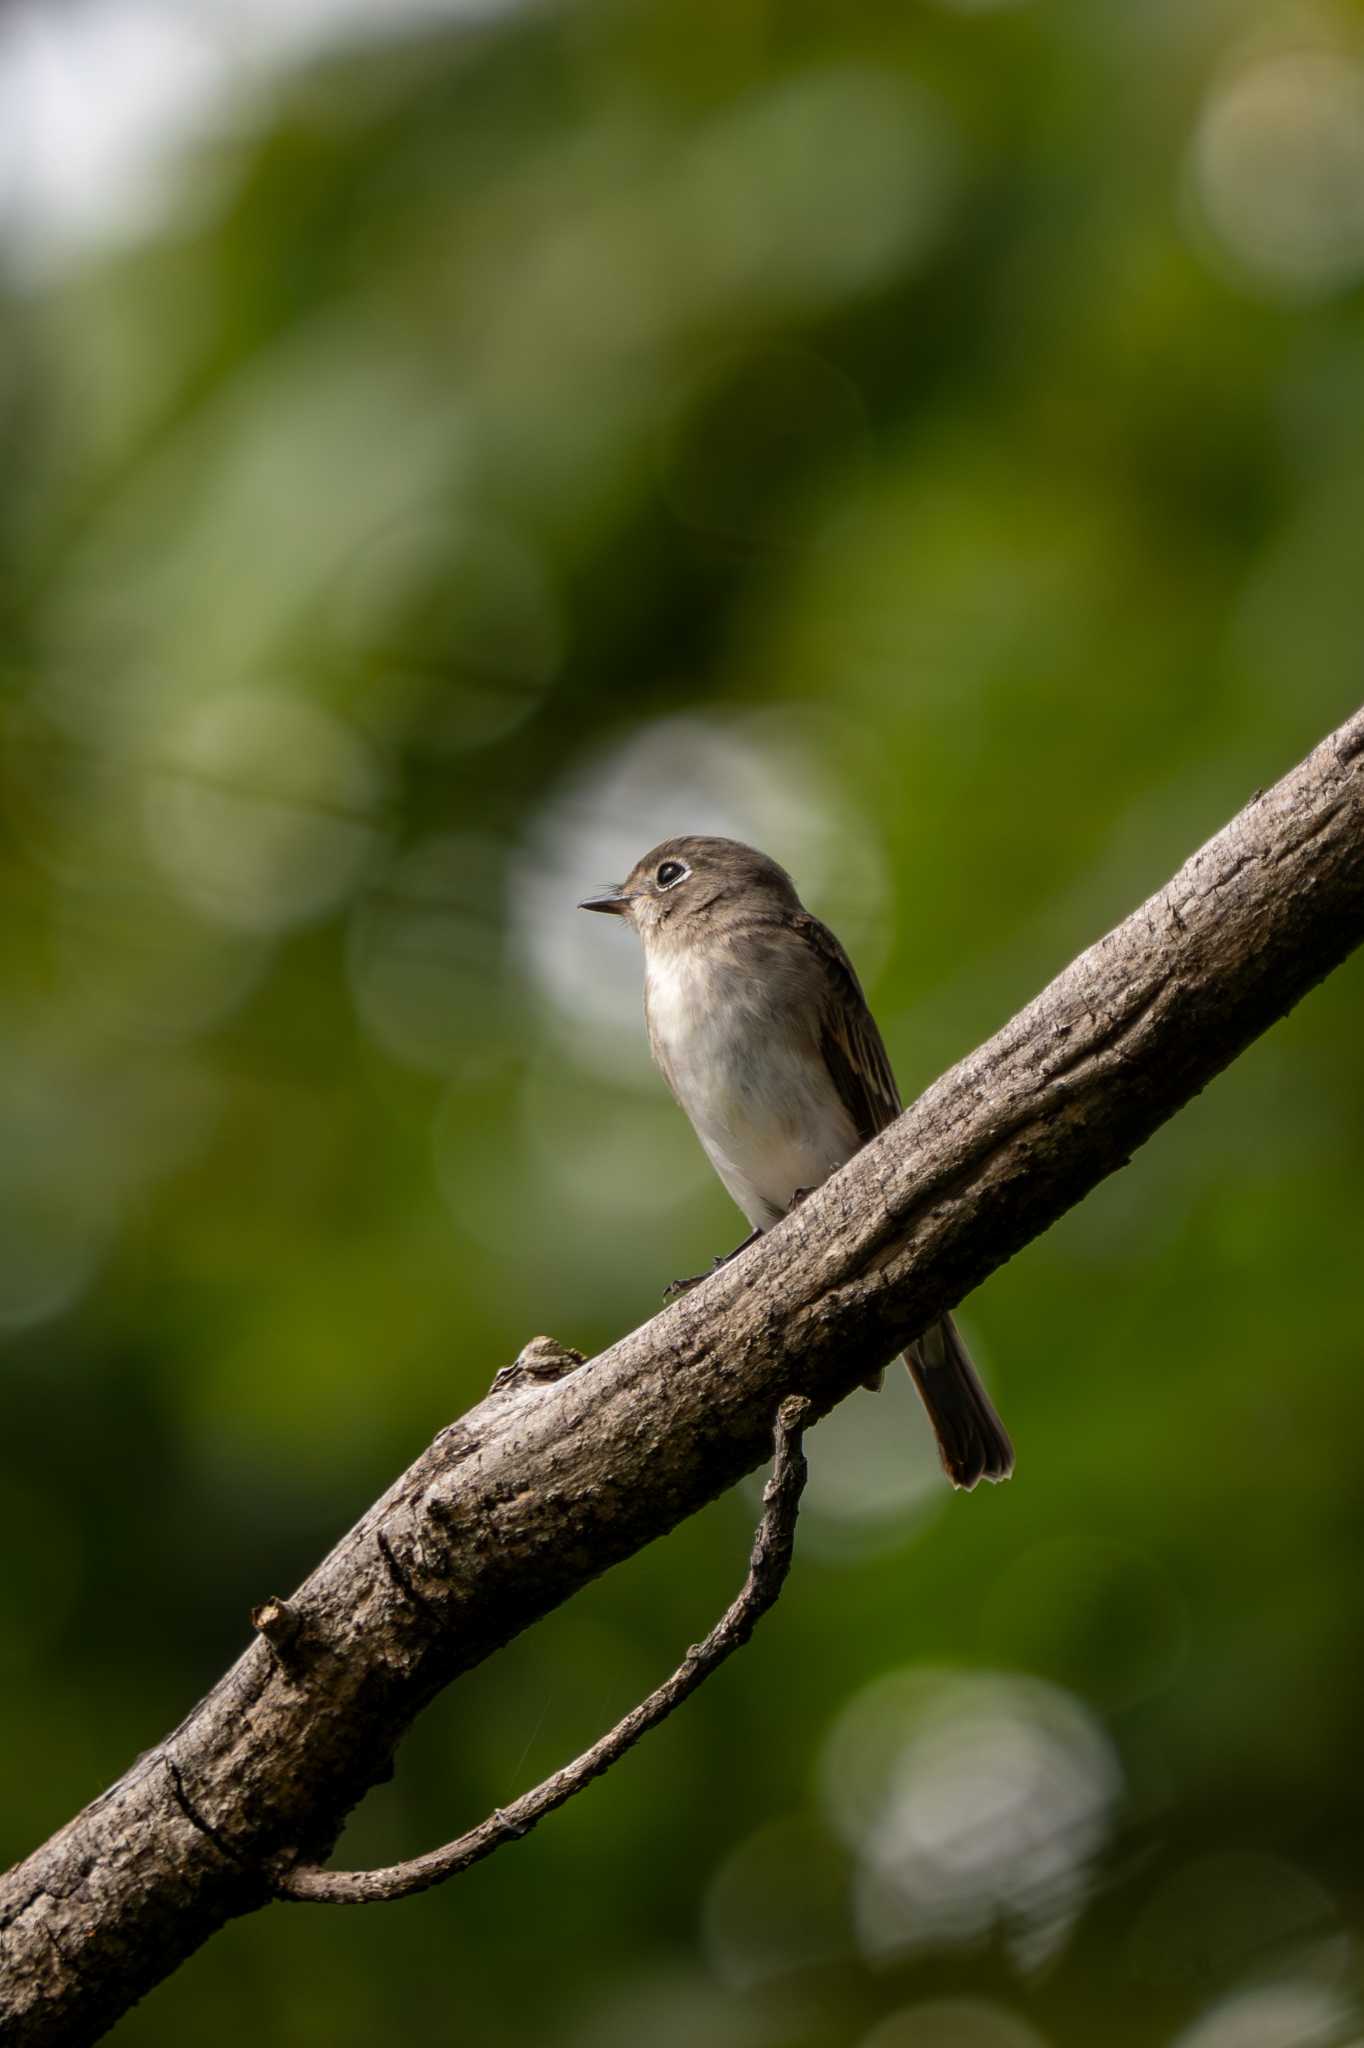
[
  {"left": 277, "top": 1392, "right": 812, "bottom": 1903},
  {"left": 3, "top": 708, "right": 1363, "bottom": 2045}
]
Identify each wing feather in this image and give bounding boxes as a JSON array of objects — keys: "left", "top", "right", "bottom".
[{"left": 791, "top": 911, "right": 901, "bottom": 1143}]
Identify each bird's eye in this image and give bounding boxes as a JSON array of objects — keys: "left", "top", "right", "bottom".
[{"left": 655, "top": 859, "right": 688, "bottom": 890}]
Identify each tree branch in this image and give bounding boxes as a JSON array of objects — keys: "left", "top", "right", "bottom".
[
  {"left": 3, "top": 708, "right": 1363, "bottom": 2046},
  {"left": 276, "top": 1393, "right": 811, "bottom": 1905}
]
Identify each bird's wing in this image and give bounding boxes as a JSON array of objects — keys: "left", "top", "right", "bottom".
[{"left": 792, "top": 911, "right": 902, "bottom": 1143}]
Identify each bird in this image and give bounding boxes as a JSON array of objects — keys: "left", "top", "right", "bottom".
[{"left": 579, "top": 834, "right": 1013, "bottom": 1490}]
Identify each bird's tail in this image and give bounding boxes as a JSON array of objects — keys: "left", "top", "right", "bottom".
[{"left": 904, "top": 1315, "right": 1014, "bottom": 1491}]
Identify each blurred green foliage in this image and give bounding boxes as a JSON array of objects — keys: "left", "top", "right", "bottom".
[{"left": 3, "top": 2, "right": 1364, "bottom": 2045}]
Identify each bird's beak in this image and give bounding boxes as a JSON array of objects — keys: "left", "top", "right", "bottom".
[{"left": 578, "top": 885, "right": 632, "bottom": 916}]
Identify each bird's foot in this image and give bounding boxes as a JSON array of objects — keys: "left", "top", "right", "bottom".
[{"left": 662, "top": 1227, "right": 764, "bottom": 1304}]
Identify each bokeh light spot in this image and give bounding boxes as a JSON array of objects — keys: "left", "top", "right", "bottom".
[
  {"left": 821, "top": 1669, "right": 1121, "bottom": 1972},
  {"left": 1172, "top": 1978, "right": 1358, "bottom": 2048},
  {"left": 860, "top": 2000, "right": 1050, "bottom": 2048},
  {"left": 1190, "top": 43, "right": 1364, "bottom": 300},
  {"left": 677, "top": 64, "right": 963, "bottom": 312}
]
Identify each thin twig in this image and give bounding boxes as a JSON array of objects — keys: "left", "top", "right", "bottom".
[{"left": 274, "top": 1395, "right": 812, "bottom": 1905}]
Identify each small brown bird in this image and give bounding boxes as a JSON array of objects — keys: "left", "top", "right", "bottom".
[{"left": 580, "top": 834, "right": 1013, "bottom": 1490}]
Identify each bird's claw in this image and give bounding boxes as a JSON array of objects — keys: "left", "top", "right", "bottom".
[{"left": 664, "top": 1228, "right": 764, "bottom": 1303}]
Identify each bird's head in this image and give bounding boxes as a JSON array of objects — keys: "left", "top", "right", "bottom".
[{"left": 578, "top": 835, "right": 799, "bottom": 943}]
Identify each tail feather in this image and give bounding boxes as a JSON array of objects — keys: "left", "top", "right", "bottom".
[{"left": 904, "top": 1315, "right": 1013, "bottom": 1491}]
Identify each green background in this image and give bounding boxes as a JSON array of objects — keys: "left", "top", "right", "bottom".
[{"left": 3, "top": 3, "right": 1363, "bottom": 2045}]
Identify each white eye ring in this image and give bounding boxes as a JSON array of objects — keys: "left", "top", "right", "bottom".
[{"left": 655, "top": 858, "right": 690, "bottom": 891}]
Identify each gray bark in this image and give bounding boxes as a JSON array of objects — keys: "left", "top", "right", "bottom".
[
  {"left": 277, "top": 1392, "right": 813, "bottom": 1903},
  {"left": 3, "top": 708, "right": 1363, "bottom": 2045}
]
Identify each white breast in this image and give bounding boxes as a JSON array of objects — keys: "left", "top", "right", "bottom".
[{"left": 645, "top": 945, "right": 860, "bottom": 1231}]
